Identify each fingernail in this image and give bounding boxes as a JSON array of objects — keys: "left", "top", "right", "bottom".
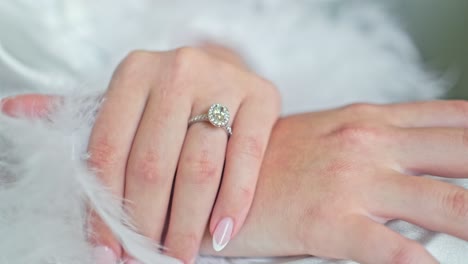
[
  {"left": 0, "top": 97, "right": 8, "bottom": 111},
  {"left": 0, "top": 96, "right": 12, "bottom": 102},
  {"left": 0, "top": 96, "right": 19, "bottom": 116},
  {"left": 0, "top": 95, "right": 16, "bottom": 104},
  {"left": 93, "top": 246, "right": 117, "bottom": 264},
  {"left": 212, "top": 217, "right": 234, "bottom": 252}
]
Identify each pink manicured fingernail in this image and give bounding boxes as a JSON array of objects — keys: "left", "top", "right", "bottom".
[
  {"left": 212, "top": 217, "right": 234, "bottom": 252},
  {"left": 126, "top": 260, "right": 143, "bottom": 264},
  {"left": 0, "top": 97, "right": 9, "bottom": 111},
  {"left": 93, "top": 246, "right": 117, "bottom": 264},
  {"left": 0, "top": 96, "right": 14, "bottom": 103},
  {"left": 0, "top": 96, "right": 20, "bottom": 116}
]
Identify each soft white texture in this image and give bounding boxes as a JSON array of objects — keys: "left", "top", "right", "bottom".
[{"left": 0, "top": 1, "right": 466, "bottom": 264}]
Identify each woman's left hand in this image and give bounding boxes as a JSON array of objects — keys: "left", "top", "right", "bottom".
[{"left": 1, "top": 45, "right": 281, "bottom": 263}]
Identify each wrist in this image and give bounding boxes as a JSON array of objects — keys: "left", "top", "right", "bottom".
[{"left": 198, "top": 138, "right": 310, "bottom": 257}]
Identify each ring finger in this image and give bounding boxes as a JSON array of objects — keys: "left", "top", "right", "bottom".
[{"left": 164, "top": 100, "right": 239, "bottom": 263}]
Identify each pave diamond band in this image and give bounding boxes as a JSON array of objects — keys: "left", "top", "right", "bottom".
[{"left": 188, "top": 104, "right": 232, "bottom": 136}]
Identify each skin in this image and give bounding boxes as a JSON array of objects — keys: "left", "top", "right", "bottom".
[
  {"left": 3, "top": 51, "right": 468, "bottom": 263},
  {"left": 195, "top": 104, "right": 468, "bottom": 263},
  {"left": 1, "top": 45, "right": 281, "bottom": 264}
]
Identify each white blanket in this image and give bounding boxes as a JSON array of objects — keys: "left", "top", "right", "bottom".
[{"left": 0, "top": 1, "right": 466, "bottom": 263}]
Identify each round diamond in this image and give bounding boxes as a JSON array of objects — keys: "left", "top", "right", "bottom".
[{"left": 208, "top": 104, "right": 230, "bottom": 127}]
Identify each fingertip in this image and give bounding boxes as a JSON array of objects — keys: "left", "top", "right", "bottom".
[
  {"left": 1, "top": 95, "right": 22, "bottom": 117},
  {"left": 212, "top": 217, "right": 234, "bottom": 252},
  {"left": 1, "top": 97, "right": 13, "bottom": 116},
  {"left": 90, "top": 236, "right": 122, "bottom": 259},
  {"left": 209, "top": 189, "right": 253, "bottom": 239},
  {"left": 1, "top": 94, "right": 56, "bottom": 118},
  {"left": 209, "top": 183, "right": 255, "bottom": 237},
  {"left": 91, "top": 237, "right": 123, "bottom": 264},
  {"left": 92, "top": 245, "right": 118, "bottom": 264},
  {"left": 88, "top": 213, "right": 123, "bottom": 260}
]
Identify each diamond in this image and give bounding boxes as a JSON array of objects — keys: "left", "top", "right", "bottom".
[{"left": 208, "top": 104, "right": 230, "bottom": 127}]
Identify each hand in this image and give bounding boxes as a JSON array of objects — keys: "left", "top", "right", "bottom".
[
  {"left": 198, "top": 102, "right": 468, "bottom": 263},
  {"left": 1, "top": 45, "right": 281, "bottom": 263}
]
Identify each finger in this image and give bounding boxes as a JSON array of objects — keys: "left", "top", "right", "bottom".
[
  {"left": 209, "top": 96, "right": 279, "bottom": 251},
  {"left": 164, "top": 102, "right": 238, "bottom": 263},
  {"left": 386, "top": 100, "right": 468, "bottom": 128},
  {"left": 341, "top": 215, "right": 438, "bottom": 264},
  {"left": 1, "top": 94, "right": 59, "bottom": 118},
  {"left": 87, "top": 72, "right": 149, "bottom": 257},
  {"left": 373, "top": 174, "right": 468, "bottom": 241},
  {"left": 394, "top": 127, "right": 468, "bottom": 177},
  {"left": 123, "top": 92, "right": 191, "bottom": 245}
]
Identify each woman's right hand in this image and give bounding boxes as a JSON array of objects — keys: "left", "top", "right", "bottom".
[{"left": 200, "top": 101, "right": 468, "bottom": 263}]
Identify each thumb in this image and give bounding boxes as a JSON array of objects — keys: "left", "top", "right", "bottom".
[{"left": 1, "top": 94, "right": 60, "bottom": 118}]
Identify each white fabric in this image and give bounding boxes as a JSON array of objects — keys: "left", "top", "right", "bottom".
[{"left": 0, "top": 1, "right": 466, "bottom": 263}]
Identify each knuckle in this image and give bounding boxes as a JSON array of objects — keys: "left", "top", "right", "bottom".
[
  {"left": 388, "top": 242, "right": 421, "bottom": 264},
  {"left": 187, "top": 150, "right": 219, "bottom": 185},
  {"left": 120, "top": 50, "right": 153, "bottom": 71},
  {"left": 253, "top": 77, "right": 282, "bottom": 111},
  {"left": 239, "top": 185, "right": 255, "bottom": 201},
  {"left": 113, "top": 50, "right": 156, "bottom": 83},
  {"left": 266, "top": 83, "right": 282, "bottom": 111},
  {"left": 125, "top": 50, "right": 153, "bottom": 63},
  {"left": 231, "top": 135, "right": 265, "bottom": 162},
  {"left": 343, "top": 103, "right": 381, "bottom": 117},
  {"left": 330, "top": 122, "right": 388, "bottom": 148},
  {"left": 87, "top": 138, "right": 119, "bottom": 171},
  {"left": 128, "top": 150, "right": 167, "bottom": 185},
  {"left": 236, "top": 185, "right": 256, "bottom": 206},
  {"left": 259, "top": 77, "right": 279, "bottom": 95},
  {"left": 174, "top": 46, "right": 203, "bottom": 61},
  {"left": 168, "top": 47, "right": 204, "bottom": 91},
  {"left": 172, "top": 47, "right": 203, "bottom": 73},
  {"left": 450, "top": 100, "right": 468, "bottom": 120},
  {"left": 443, "top": 189, "right": 468, "bottom": 219}
]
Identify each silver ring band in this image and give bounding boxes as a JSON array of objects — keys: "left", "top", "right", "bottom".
[{"left": 188, "top": 104, "right": 232, "bottom": 136}]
